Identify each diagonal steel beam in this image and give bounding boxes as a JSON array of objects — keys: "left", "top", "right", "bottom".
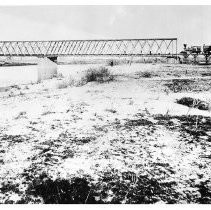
[{"left": 0, "top": 38, "right": 177, "bottom": 57}]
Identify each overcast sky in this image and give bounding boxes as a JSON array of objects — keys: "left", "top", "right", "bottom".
[{"left": 0, "top": 5, "right": 210, "bottom": 50}]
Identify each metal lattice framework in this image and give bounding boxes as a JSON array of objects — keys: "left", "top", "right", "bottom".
[{"left": 0, "top": 38, "right": 177, "bottom": 57}]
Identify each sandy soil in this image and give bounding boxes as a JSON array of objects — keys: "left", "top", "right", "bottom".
[{"left": 0, "top": 63, "right": 211, "bottom": 204}]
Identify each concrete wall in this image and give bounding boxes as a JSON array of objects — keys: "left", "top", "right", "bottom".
[
  {"left": 37, "top": 58, "right": 57, "bottom": 82},
  {"left": 0, "top": 66, "right": 38, "bottom": 88}
]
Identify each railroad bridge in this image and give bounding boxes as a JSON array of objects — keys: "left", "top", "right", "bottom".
[{"left": 0, "top": 38, "right": 178, "bottom": 62}]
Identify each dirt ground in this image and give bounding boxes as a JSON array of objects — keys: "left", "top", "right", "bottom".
[{"left": 0, "top": 63, "right": 211, "bottom": 204}]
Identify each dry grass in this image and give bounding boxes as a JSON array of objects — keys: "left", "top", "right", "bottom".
[
  {"left": 56, "top": 76, "right": 86, "bottom": 89},
  {"left": 135, "top": 71, "right": 159, "bottom": 78},
  {"left": 83, "top": 67, "right": 114, "bottom": 83},
  {"left": 11, "top": 170, "right": 179, "bottom": 204}
]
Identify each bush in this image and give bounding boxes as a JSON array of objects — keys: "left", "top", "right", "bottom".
[
  {"left": 26, "top": 173, "right": 94, "bottom": 204},
  {"left": 137, "top": 71, "right": 154, "bottom": 78},
  {"left": 176, "top": 97, "right": 209, "bottom": 111},
  {"left": 56, "top": 67, "right": 114, "bottom": 89},
  {"left": 84, "top": 67, "right": 114, "bottom": 83}
]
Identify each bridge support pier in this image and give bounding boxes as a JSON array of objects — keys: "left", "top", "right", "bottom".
[
  {"left": 205, "top": 55, "right": 210, "bottom": 64},
  {"left": 193, "top": 55, "right": 198, "bottom": 64},
  {"left": 48, "top": 56, "right": 58, "bottom": 63},
  {"left": 37, "top": 57, "right": 58, "bottom": 82}
]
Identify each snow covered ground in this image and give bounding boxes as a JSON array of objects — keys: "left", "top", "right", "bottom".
[{"left": 0, "top": 63, "right": 211, "bottom": 204}]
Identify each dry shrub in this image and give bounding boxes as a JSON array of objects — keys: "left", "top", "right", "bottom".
[
  {"left": 56, "top": 67, "right": 114, "bottom": 89},
  {"left": 176, "top": 97, "right": 209, "bottom": 111},
  {"left": 84, "top": 67, "right": 114, "bottom": 83},
  {"left": 25, "top": 173, "right": 93, "bottom": 204},
  {"left": 56, "top": 76, "right": 86, "bottom": 89},
  {"left": 139, "top": 71, "right": 152, "bottom": 78},
  {"left": 137, "top": 71, "right": 154, "bottom": 78}
]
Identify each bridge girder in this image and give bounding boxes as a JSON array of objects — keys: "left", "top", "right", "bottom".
[{"left": 0, "top": 38, "right": 177, "bottom": 57}]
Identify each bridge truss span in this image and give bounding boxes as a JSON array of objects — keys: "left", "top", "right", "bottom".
[{"left": 0, "top": 38, "right": 177, "bottom": 57}]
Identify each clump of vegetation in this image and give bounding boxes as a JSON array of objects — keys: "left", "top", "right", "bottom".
[
  {"left": 56, "top": 76, "right": 86, "bottom": 89},
  {"left": 17, "top": 169, "right": 180, "bottom": 204},
  {"left": 176, "top": 97, "right": 209, "bottom": 111},
  {"left": 1, "top": 134, "right": 27, "bottom": 146},
  {"left": 41, "top": 110, "right": 56, "bottom": 116},
  {"left": 25, "top": 173, "right": 94, "bottom": 204},
  {"left": 0, "top": 181, "right": 21, "bottom": 204},
  {"left": 125, "top": 118, "right": 154, "bottom": 127},
  {"left": 84, "top": 67, "right": 114, "bottom": 83},
  {"left": 106, "top": 59, "right": 120, "bottom": 66},
  {"left": 7, "top": 166, "right": 211, "bottom": 204},
  {"left": 96, "top": 170, "right": 179, "bottom": 204},
  {"left": 15, "top": 111, "right": 27, "bottom": 119},
  {"left": 56, "top": 67, "right": 114, "bottom": 89},
  {"left": 136, "top": 71, "right": 158, "bottom": 78},
  {"left": 167, "top": 78, "right": 211, "bottom": 93},
  {"left": 201, "top": 72, "right": 211, "bottom": 77},
  {"left": 56, "top": 76, "right": 76, "bottom": 89},
  {"left": 139, "top": 71, "right": 152, "bottom": 78},
  {"left": 165, "top": 79, "right": 195, "bottom": 93},
  {"left": 154, "top": 114, "right": 211, "bottom": 141},
  {"left": 196, "top": 180, "right": 211, "bottom": 204},
  {"left": 105, "top": 108, "right": 117, "bottom": 113}
]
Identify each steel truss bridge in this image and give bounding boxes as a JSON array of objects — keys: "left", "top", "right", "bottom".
[{"left": 0, "top": 38, "right": 177, "bottom": 58}]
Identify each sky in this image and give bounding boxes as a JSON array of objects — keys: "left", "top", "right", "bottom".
[{"left": 0, "top": 5, "right": 210, "bottom": 51}]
